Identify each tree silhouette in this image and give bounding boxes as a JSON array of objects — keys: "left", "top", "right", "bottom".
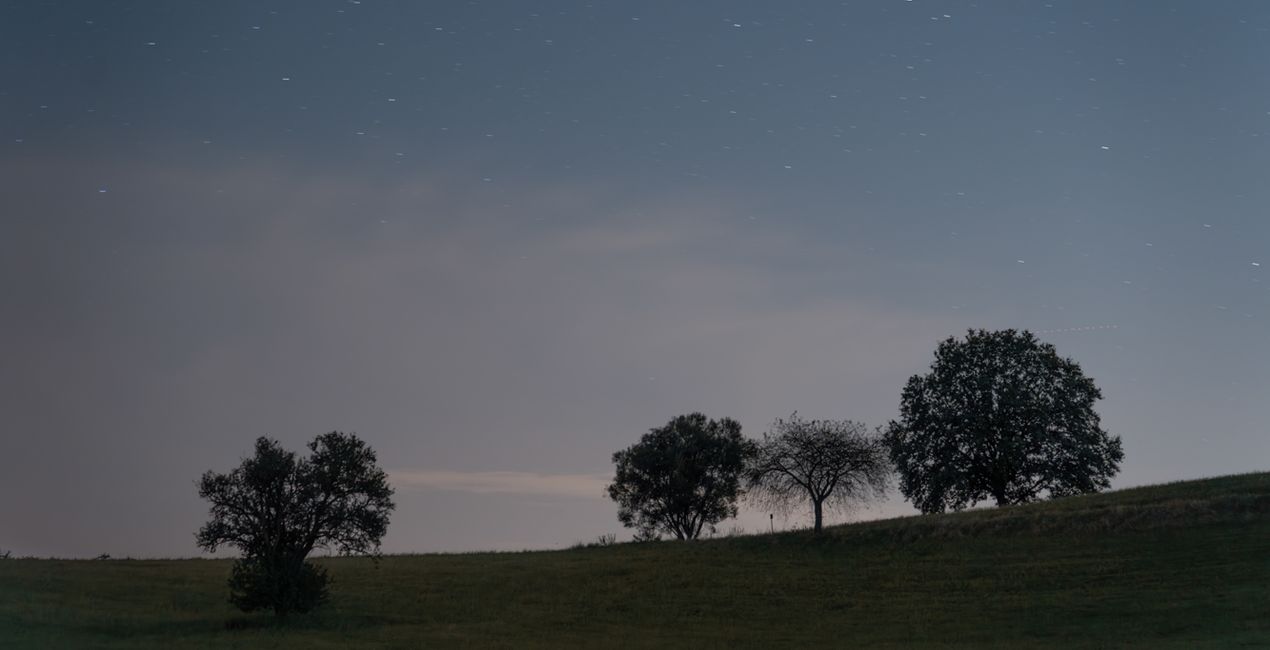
[
  {"left": 747, "top": 414, "right": 890, "bottom": 533},
  {"left": 196, "top": 432, "right": 394, "bottom": 617},
  {"left": 607, "top": 413, "right": 754, "bottom": 540},
  {"left": 886, "top": 329, "right": 1123, "bottom": 513}
]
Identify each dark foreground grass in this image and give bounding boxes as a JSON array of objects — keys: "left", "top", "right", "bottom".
[{"left": 3, "top": 473, "right": 1270, "bottom": 648}]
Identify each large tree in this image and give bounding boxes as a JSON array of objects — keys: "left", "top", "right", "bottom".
[
  {"left": 196, "top": 432, "right": 394, "bottom": 616},
  {"left": 606, "top": 413, "right": 754, "bottom": 541},
  {"left": 886, "top": 329, "right": 1123, "bottom": 513},
  {"left": 747, "top": 414, "right": 890, "bottom": 533}
]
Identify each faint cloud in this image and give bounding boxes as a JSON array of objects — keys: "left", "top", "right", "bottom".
[{"left": 390, "top": 470, "right": 610, "bottom": 499}]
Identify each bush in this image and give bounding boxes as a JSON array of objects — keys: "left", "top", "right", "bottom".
[
  {"left": 227, "top": 557, "right": 330, "bottom": 616},
  {"left": 569, "top": 533, "right": 619, "bottom": 550}
]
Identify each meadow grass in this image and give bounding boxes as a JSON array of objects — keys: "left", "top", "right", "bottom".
[{"left": 3, "top": 472, "right": 1270, "bottom": 648}]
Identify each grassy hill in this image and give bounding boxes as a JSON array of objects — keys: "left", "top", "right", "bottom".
[{"left": 3, "top": 472, "right": 1270, "bottom": 648}]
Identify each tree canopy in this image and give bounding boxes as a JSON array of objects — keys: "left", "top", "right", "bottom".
[
  {"left": 747, "top": 414, "right": 890, "bottom": 533},
  {"left": 606, "top": 413, "right": 754, "bottom": 541},
  {"left": 886, "top": 329, "right": 1123, "bottom": 513},
  {"left": 196, "top": 432, "right": 394, "bottom": 615}
]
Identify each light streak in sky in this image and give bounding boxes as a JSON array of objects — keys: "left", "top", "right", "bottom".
[{"left": 1034, "top": 325, "right": 1120, "bottom": 334}]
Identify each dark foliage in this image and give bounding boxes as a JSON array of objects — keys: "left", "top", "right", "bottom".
[
  {"left": 886, "top": 329, "right": 1124, "bottom": 513},
  {"left": 227, "top": 556, "right": 330, "bottom": 615},
  {"left": 196, "top": 432, "right": 394, "bottom": 616},
  {"left": 747, "top": 414, "right": 891, "bottom": 533},
  {"left": 606, "top": 413, "right": 754, "bottom": 540}
]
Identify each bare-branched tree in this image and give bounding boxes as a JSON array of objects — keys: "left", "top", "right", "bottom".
[{"left": 747, "top": 414, "right": 891, "bottom": 533}]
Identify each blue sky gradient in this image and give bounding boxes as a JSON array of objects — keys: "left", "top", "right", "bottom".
[{"left": 2, "top": 1, "right": 1267, "bottom": 556}]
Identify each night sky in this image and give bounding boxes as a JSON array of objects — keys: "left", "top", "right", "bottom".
[{"left": 3, "top": 1, "right": 1268, "bottom": 557}]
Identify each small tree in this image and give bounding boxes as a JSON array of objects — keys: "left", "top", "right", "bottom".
[
  {"left": 747, "top": 414, "right": 890, "bottom": 533},
  {"left": 606, "top": 413, "right": 754, "bottom": 540},
  {"left": 886, "top": 329, "right": 1124, "bottom": 513},
  {"left": 196, "top": 432, "right": 394, "bottom": 617}
]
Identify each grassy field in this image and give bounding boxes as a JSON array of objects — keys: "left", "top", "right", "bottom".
[{"left": 3, "top": 473, "right": 1270, "bottom": 648}]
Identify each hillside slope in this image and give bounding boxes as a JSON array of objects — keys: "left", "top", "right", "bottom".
[{"left": 3, "top": 472, "right": 1270, "bottom": 648}]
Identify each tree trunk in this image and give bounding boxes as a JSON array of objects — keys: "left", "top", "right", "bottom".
[
  {"left": 813, "top": 499, "right": 824, "bottom": 533},
  {"left": 992, "top": 485, "right": 1009, "bottom": 507}
]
